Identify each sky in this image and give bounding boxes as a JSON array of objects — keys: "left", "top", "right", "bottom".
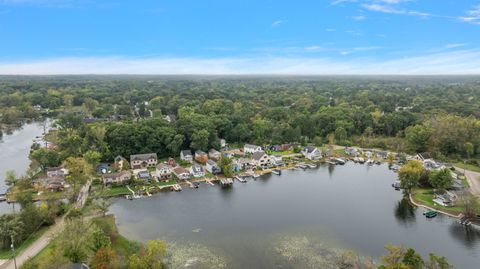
[{"left": 0, "top": 0, "right": 480, "bottom": 74}]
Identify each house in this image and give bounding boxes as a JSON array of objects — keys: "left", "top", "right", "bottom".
[
  {"left": 102, "top": 171, "right": 131, "bottom": 185},
  {"left": 268, "top": 145, "right": 282, "bottom": 152},
  {"left": 190, "top": 164, "right": 206, "bottom": 178},
  {"left": 220, "top": 139, "right": 226, "bottom": 148},
  {"left": 281, "top": 144, "right": 292, "bottom": 151},
  {"left": 114, "top": 155, "right": 128, "bottom": 170},
  {"left": 136, "top": 170, "right": 152, "bottom": 181},
  {"left": 156, "top": 163, "right": 172, "bottom": 181},
  {"left": 252, "top": 151, "right": 272, "bottom": 168},
  {"left": 164, "top": 114, "right": 177, "bottom": 123},
  {"left": 46, "top": 167, "right": 68, "bottom": 178},
  {"left": 244, "top": 144, "right": 263, "bottom": 154},
  {"left": 377, "top": 151, "right": 388, "bottom": 159},
  {"left": 231, "top": 159, "right": 242, "bottom": 172},
  {"left": 345, "top": 147, "right": 358, "bottom": 156},
  {"left": 208, "top": 149, "right": 221, "bottom": 161},
  {"left": 173, "top": 167, "right": 191, "bottom": 180},
  {"left": 301, "top": 146, "right": 322, "bottom": 160},
  {"left": 180, "top": 150, "right": 193, "bottom": 163},
  {"left": 271, "top": 156, "right": 284, "bottom": 166},
  {"left": 195, "top": 150, "right": 208, "bottom": 163},
  {"left": 415, "top": 152, "right": 433, "bottom": 161},
  {"left": 44, "top": 177, "right": 66, "bottom": 191},
  {"left": 237, "top": 158, "right": 254, "bottom": 170},
  {"left": 423, "top": 159, "right": 443, "bottom": 170},
  {"left": 205, "top": 160, "right": 221, "bottom": 174},
  {"left": 130, "top": 153, "right": 158, "bottom": 169}
]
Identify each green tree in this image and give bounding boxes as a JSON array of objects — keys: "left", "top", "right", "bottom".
[
  {"left": 398, "top": 161, "right": 425, "bottom": 194},
  {"left": 220, "top": 156, "right": 233, "bottom": 178},
  {"left": 428, "top": 168, "right": 453, "bottom": 192},
  {"left": 190, "top": 129, "right": 209, "bottom": 151},
  {"left": 5, "top": 170, "right": 17, "bottom": 187},
  {"left": 58, "top": 219, "right": 95, "bottom": 263},
  {"left": 425, "top": 253, "right": 453, "bottom": 269},
  {"left": 64, "top": 157, "right": 92, "bottom": 199},
  {"left": 30, "top": 148, "right": 60, "bottom": 171},
  {"left": 402, "top": 248, "right": 424, "bottom": 269},
  {"left": 405, "top": 125, "right": 432, "bottom": 153}
]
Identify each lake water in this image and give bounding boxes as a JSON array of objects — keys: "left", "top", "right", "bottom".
[
  {"left": 0, "top": 120, "right": 48, "bottom": 214},
  {"left": 110, "top": 163, "right": 480, "bottom": 269}
]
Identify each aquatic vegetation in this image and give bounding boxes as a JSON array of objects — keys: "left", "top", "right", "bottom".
[
  {"left": 274, "top": 236, "right": 375, "bottom": 269},
  {"left": 167, "top": 243, "right": 228, "bottom": 269}
]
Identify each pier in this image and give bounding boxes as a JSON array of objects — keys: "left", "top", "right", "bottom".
[
  {"left": 205, "top": 178, "right": 215, "bottom": 186},
  {"left": 235, "top": 176, "right": 247, "bottom": 183}
]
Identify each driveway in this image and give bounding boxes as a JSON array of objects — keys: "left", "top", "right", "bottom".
[{"left": 457, "top": 167, "right": 480, "bottom": 196}]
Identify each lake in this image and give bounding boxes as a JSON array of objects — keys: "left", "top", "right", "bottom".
[
  {"left": 0, "top": 120, "right": 49, "bottom": 214},
  {"left": 110, "top": 163, "right": 480, "bottom": 269}
]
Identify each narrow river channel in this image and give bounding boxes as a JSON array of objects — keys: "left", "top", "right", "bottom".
[{"left": 110, "top": 163, "right": 480, "bottom": 269}]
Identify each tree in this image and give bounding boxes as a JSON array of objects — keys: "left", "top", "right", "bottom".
[
  {"left": 91, "top": 227, "right": 111, "bottom": 252},
  {"left": 58, "top": 219, "right": 95, "bottom": 263},
  {"left": 398, "top": 161, "right": 425, "bottom": 194},
  {"left": 425, "top": 253, "right": 453, "bottom": 269},
  {"left": 127, "top": 240, "right": 167, "bottom": 269},
  {"left": 220, "top": 156, "right": 232, "bottom": 178},
  {"left": 64, "top": 157, "right": 92, "bottom": 199},
  {"left": 428, "top": 168, "right": 453, "bottom": 192},
  {"left": 94, "top": 198, "right": 111, "bottom": 217},
  {"left": 5, "top": 170, "right": 17, "bottom": 187},
  {"left": 30, "top": 148, "right": 60, "bottom": 171},
  {"left": 335, "top": 127, "right": 347, "bottom": 143},
  {"left": 92, "top": 247, "right": 118, "bottom": 269},
  {"left": 190, "top": 129, "right": 209, "bottom": 151},
  {"left": 84, "top": 150, "right": 102, "bottom": 169},
  {"left": 405, "top": 125, "right": 432, "bottom": 153},
  {"left": 402, "top": 248, "right": 424, "bottom": 269},
  {"left": 465, "top": 142, "right": 474, "bottom": 159}
]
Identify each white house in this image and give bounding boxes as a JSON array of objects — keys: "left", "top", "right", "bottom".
[
  {"left": 130, "top": 153, "right": 158, "bottom": 169},
  {"left": 180, "top": 150, "right": 193, "bottom": 163},
  {"left": 208, "top": 149, "right": 221, "bottom": 161},
  {"left": 190, "top": 164, "right": 206, "bottom": 178},
  {"left": 252, "top": 151, "right": 271, "bottom": 168},
  {"left": 205, "top": 160, "right": 221, "bottom": 174},
  {"left": 156, "top": 163, "right": 172, "bottom": 181},
  {"left": 173, "top": 167, "right": 191, "bottom": 180},
  {"left": 244, "top": 144, "right": 262, "bottom": 154},
  {"left": 301, "top": 146, "right": 322, "bottom": 160},
  {"left": 271, "top": 155, "right": 284, "bottom": 166}
]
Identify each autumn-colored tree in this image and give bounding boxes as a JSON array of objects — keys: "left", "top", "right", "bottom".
[
  {"left": 398, "top": 161, "right": 425, "bottom": 194},
  {"left": 92, "top": 247, "right": 118, "bottom": 269}
]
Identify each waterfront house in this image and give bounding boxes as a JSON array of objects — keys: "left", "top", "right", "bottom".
[
  {"left": 268, "top": 145, "right": 282, "bottom": 152},
  {"left": 102, "top": 171, "right": 131, "bottom": 186},
  {"left": 237, "top": 157, "right": 255, "bottom": 170},
  {"left": 167, "top": 157, "right": 176, "bottom": 166},
  {"left": 231, "top": 159, "right": 242, "bottom": 172},
  {"left": 156, "top": 163, "right": 172, "bottom": 181},
  {"left": 415, "top": 152, "right": 432, "bottom": 161},
  {"left": 301, "top": 146, "right": 322, "bottom": 161},
  {"left": 244, "top": 144, "right": 262, "bottom": 154},
  {"left": 208, "top": 149, "right": 221, "bottom": 161},
  {"left": 130, "top": 153, "right": 158, "bottom": 169},
  {"left": 190, "top": 164, "right": 206, "bottom": 178},
  {"left": 114, "top": 155, "right": 128, "bottom": 170},
  {"left": 345, "top": 147, "right": 358, "bottom": 156},
  {"left": 46, "top": 167, "right": 68, "bottom": 178},
  {"left": 136, "top": 170, "right": 152, "bottom": 181},
  {"left": 252, "top": 151, "right": 272, "bottom": 168},
  {"left": 44, "top": 177, "right": 65, "bottom": 191},
  {"left": 173, "top": 167, "right": 191, "bottom": 180},
  {"left": 180, "top": 150, "right": 193, "bottom": 163},
  {"left": 205, "top": 160, "right": 221, "bottom": 174},
  {"left": 281, "top": 144, "right": 292, "bottom": 151},
  {"left": 271, "top": 155, "right": 284, "bottom": 166},
  {"left": 220, "top": 139, "right": 227, "bottom": 148},
  {"left": 195, "top": 150, "right": 208, "bottom": 163}
]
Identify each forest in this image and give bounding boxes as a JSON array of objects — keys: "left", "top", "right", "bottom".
[{"left": 1, "top": 75, "right": 479, "bottom": 165}]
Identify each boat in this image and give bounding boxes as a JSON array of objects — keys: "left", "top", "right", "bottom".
[
  {"left": 272, "top": 169, "right": 281, "bottom": 175},
  {"left": 297, "top": 163, "right": 307, "bottom": 169},
  {"left": 171, "top": 184, "right": 182, "bottom": 192},
  {"left": 391, "top": 181, "right": 401, "bottom": 190},
  {"left": 353, "top": 157, "right": 359, "bottom": 163},
  {"left": 358, "top": 157, "right": 365, "bottom": 164},
  {"left": 366, "top": 159, "right": 374, "bottom": 165},
  {"left": 307, "top": 164, "right": 317, "bottom": 168},
  {"left": 253, "top": 173, "right": 260, "bottom": 178},
  {"left": 235, "top": 176, "right": 247, "bottom": 183},
  {"left": 423, "top": 210, "right": 437, "bottom": 218},
  {"left": 335, "top": 158, "right": 346, "bottom": 165},
  {"left": 192, "top": 182, "right": 200, "bottom": 188},
  {"left": 220, "top": 178, "right": 234, "bottom": 186}
]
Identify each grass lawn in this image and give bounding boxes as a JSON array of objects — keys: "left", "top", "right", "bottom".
[
  {"left": 454, "top": 162, "right": 480, "bottom": 173},
  {"left": 157, "top": 179, "right": 176, "bottom": 187},
  {"left": 412, "top": 188, "right": 465, "bottom": 215},
  {"left": 0, "top": 226, "right": 49, "bottom": 259},
  {"left": 92, "top": 215, "right": 141, "bottom": 257},
  {"left": 267, "top": 150, "right": 295, "bottom": 156},
  {"left": 100, "top": 186, "right": 132, "bottom": 197}
]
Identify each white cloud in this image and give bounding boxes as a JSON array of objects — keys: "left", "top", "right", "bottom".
[
  {"left": 362, "top": 3, "right": 429, "bottom": 16},
  {"left": 326, "top": 28, "right": 336, "bottom": 32},
  {"left": 352, "top": 15, "right": 366, "bottom": 21},
  {"left": 445, "top": 43, "right": 468, "bottom": 49},
  {"left": 305, "top": 46, "right": 323, "bottom": 51},
  {"left": 1, "top": 49, "right": 479, "bottom": 75},
  {"left": 459, "top": 5, "right": 480, "bottom": 25},
  {"left": 271, "top": 20, "right": 284, "bottom": 27}
]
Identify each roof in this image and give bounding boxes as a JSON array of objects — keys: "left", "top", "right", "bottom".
[
  {"left": 245, "top": 144, "right": 260, "bottom": 149},
  {"left": 209, "top": 148, "right": 220, "bottom": 154},
  {"left": 114, "top": 155, "right": 126, "bottom": 161},
  {"left": 47, "top": 167, "right": 63, "bottom": 172},
  {"left": 195, "top": 150, "right": 207, "bottom": 155},
  {"left": 156, "top": 163, "right": 170, "bottom": 170},
  {"left": 207, "top": 159, "right": 218, "bottom": 166},
  {"left": 173, "top": 167, "right": 189, "bottom": 174},
  {"left": 252, "top": 151, "right": 267, "bottom": 160},
  {"left": 102, "top": 171, "right": 130, "bottom": 179},
  {"left": 137, "top": 170, "right": 151, "bottom": 178},
  {"left": 130, "top": 153, "right": 158, "bottom": 161},
  {"left": 181, "top": 150, "right": 192, "bottom": 156},
  {"left": 303, "top": 146, "right": 317, "bottom": 153},
  {"left": 191, "top": 164, "right": 204, "bottom": 173}
]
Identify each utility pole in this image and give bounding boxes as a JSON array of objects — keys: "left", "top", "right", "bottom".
[{"left": 10, "top": 235, "right": 17, "bottom": 269}]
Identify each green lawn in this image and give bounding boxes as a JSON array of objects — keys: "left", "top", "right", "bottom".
[
  {"left": 100, "top": 186, "right": 132, "bottom": 197},
  {"left": 157, "top": 179, "right": 176, "bottom": 187},
  {"left": 0, "top": 226, "right": 49, "bottom": 259},
  {"left": 267, "top": 150, "right": 295, "bottom": 156},
  {"left": 412, "top": 188, "right": 465, "bottom": 215},
  {"left": 454, "top": 162, "right": 480, "bottom": 173}
]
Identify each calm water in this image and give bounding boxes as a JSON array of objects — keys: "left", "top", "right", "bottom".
[
  {"left": 110, "top": 163, "right": 480, "bottom": 269},
  {"left": 0, "top": 120, "right": 48, "bottom": 214}
]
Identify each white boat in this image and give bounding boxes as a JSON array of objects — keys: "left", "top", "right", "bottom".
[
  {"left": 366, "top": 159, "right": 374, "bottom": 165},
  {"left": 253, "top": 173, "right": 260, "bottom": 178},
  {"left": 358, "top": 157, "right": 365, "bottom": 164},
  {"left": 308, "top": 164, "right": 317, "bottom": 168}
]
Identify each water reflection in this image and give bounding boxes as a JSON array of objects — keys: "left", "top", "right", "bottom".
[
  {"left": 449, "top": 223, "right": 480, "bottom": 248},
  {"left": 327, "top": 164, "right": 335, "bottom": 177},
  {"left": 394, "top": 198, "right": 416, "bottom": 226}
]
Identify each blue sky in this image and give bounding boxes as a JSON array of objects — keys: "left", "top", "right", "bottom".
[{"left": 0, "top": 0, "right": 480, "bottom": 74}]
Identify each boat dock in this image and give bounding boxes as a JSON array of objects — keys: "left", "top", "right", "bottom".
[
  {"left": 171, "top": 184, "right": 182, "bottom": 192},
  {"left": 205, "top": 178, "right": 215, "bottom": 186},
  {"left": 185, "top": 180, "right": 198, "bottom": 188},
  {"left": 235, "top": 176, "right": 247, "bottom": 183},
  {"left": 220, "top": 178, "right": 234, "bottom": 186}
]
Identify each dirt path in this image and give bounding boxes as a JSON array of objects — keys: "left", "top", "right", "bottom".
[{"left": 456, "top": 167, "right": 480, "bottom": 196}]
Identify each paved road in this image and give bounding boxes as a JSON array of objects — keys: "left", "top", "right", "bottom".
[
  {"left": 456, "top": 167, "right": 480, "bottom": 196},
  {"left": 0, "top": 180, "right": 92, "bottom": 269}
]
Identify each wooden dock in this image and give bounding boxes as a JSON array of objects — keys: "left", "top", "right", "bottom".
[
  {"left": 204, "top": 178, "right": 215, "bottom": 186},
  {"left": 235, "top": 176, "right": 247, "bottom": 183}
]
